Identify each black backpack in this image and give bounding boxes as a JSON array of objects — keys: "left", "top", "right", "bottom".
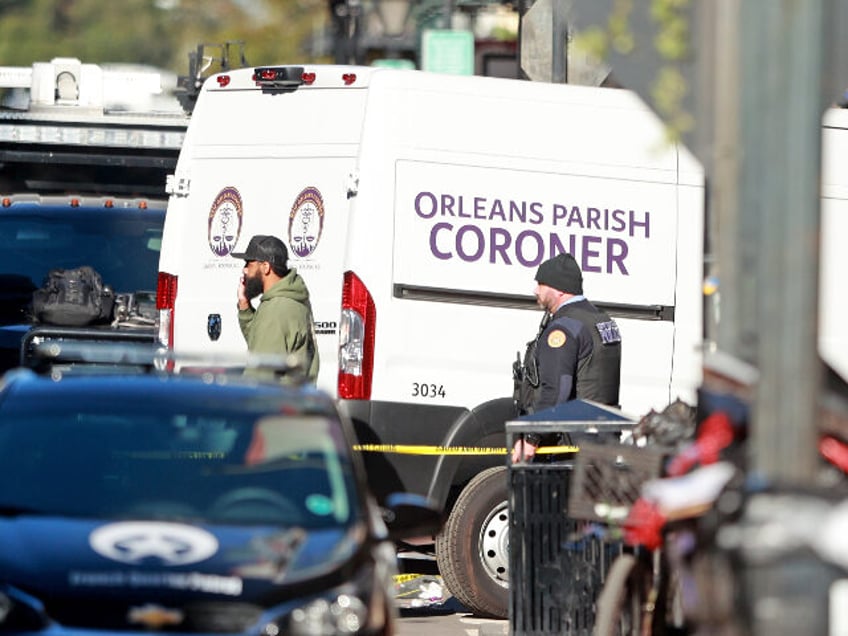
[{"left": 32, "top": 266, "right": 116, "bottom": 327}]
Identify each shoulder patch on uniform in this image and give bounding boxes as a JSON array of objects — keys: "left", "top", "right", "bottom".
[
  {"left": 596, "top": 320, "right": 622, "bottom": 344},
  {"left": 547, "top": 329, "right": 566, "bottom": 348}
]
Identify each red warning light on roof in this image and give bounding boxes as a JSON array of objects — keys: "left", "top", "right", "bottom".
[
  {"left": 217, "top": 75, "right": 231, "bottom": 88},
  {"left": 342, "top": 73, "right": 357, "bottom": 86},
  {"left": 252, "top": 67, "right": 304, "bottom": 89}
]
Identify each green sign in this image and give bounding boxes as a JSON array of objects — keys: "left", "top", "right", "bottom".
[
  {"left": 421, "top": 29, "right": 475, "bottom": 75},
  {"left": 372, "top": 58, "right": 416, "bottom": 70}
]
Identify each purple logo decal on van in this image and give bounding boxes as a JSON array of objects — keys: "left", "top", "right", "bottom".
[
  {"left": 288, "top": 187, "right": 324, "bottom": 258},
  {"left": 208, "top": 187, "right": 243, "bottom": 256}
]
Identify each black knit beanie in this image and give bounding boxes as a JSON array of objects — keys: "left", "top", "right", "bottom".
[{"left": 535, "top": 253, "right": 583, "bottom": 294}]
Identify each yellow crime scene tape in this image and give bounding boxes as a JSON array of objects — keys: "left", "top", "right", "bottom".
[
  {"left": 352, "top": 444, "right": 580, "bottom": 455},
  {"left": 393, "top": 573, "right": 425, "bottom": 584}
]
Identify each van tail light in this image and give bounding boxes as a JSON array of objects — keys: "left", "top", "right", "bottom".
[
  {"left": 339, "top": 271, "right": 376, "bottom": 399},
  {"left": 156, "top": 272, "right": 178, "bottom": 349}
]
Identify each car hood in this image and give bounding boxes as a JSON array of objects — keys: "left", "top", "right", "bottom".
[{"left": 0, "top": 516, "right": 366, "bottom": 604}]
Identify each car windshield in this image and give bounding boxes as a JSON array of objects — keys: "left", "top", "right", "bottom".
[
  {"left": 0, "top": 208, "right": 163, "bottom": 296},
  {"left": 0, "top": 406, "right": 360, "bottom": 529}
]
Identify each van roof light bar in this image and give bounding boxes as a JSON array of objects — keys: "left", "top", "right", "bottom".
[{"left": 252, "top": 66, "right": 305, "bottom": 92}]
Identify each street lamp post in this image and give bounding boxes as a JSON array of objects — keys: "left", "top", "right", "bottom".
[
  {"left": 349, "top": 0, "right": 417, "bottom": 65},
  {"left": 375, "top": 0, "right": 413, "bottom": 37},
  {"left": 331, "top": 0, "right": 363, "bottom": 64},
  {"left": 374, "top": 0, "right": 414, "bottom": 59}
]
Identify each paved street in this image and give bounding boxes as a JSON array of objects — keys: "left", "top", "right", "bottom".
[
  {"left": 396, "top": 597, "right": 508, "bottom": 636},
  {"left": 392, "top": 573, "right": 508, "bottom": 636}
]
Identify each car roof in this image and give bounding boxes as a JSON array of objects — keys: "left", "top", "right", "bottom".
[
  {"left": 0, "top": 195, "right": 166, "bottom": 214},
  {"left": 0, "top": 367, "right": 337, "bottom": 417},
  {"left": 0, "top": 203, "right": 165, "bottom": 217}
]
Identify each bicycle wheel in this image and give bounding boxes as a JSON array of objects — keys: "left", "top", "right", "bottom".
[{"left": 593, "top": 553, "right": 650, "bottom": 636}]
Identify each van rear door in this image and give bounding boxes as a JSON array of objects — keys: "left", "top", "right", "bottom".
[{"left": 159, "top": 67, "right": 373, "bottom": 391}]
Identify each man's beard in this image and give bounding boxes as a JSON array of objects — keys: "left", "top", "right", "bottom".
[
  {"left": 244, "top": 273, "right": 264, "bottom": 300},
  {"left": 535, "top": 294, "right": 548, "bottom": 311}
]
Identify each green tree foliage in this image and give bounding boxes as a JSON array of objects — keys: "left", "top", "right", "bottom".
[
  {"left": 0, "top": 0, "right": 176, "bottom": 67},
  {"left": 0, "top": 0, "right": 331, "bottom": 74},
  {"left": 166, "top": 0, "right": 331, "bottom": 71},
  {"left": 571, "top": 0, "right": 694, "bottom": 143}
]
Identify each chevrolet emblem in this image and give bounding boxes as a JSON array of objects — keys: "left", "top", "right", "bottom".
[{"left": 128, "top": 604, "right": 185, "bottom": 629}]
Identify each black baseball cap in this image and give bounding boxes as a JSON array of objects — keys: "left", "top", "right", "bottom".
[{"left": 231, "top": 235, "right": 288, "bottom": 267}]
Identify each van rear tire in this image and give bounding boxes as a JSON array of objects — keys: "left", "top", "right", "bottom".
[{"left": 435, "top": 465, "right": 509, "bottom": 618}]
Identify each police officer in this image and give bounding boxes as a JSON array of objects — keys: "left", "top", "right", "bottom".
[{"left": 511, "top": 252, "right": 622, "bottom": 462}]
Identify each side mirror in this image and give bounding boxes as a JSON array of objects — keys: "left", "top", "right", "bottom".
[{"left": 381, "top": 492, "right": 444, "bottom": 542}]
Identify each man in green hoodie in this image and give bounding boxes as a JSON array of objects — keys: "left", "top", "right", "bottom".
[{"left": 232, "top": 234, "right": 319, "bottom": 382}]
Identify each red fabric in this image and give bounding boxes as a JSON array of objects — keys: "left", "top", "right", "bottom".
[
  {"left": 666, "top": 411, "right": 736, "bottom": 477},
  {"left": 696, "top": 411, "right": 735, "bottom": 463},
  {"left": 623, "top": 498, "right": 666, "bottom": 550},
  {"left": 244, "top": 427, "right": 267, "bottom": 466},
  {"left": 820, "top": 435, "right": 848, "bottom": 473},
  {"left": 666, "top": 444, "right": 700, "bottom": 477}
]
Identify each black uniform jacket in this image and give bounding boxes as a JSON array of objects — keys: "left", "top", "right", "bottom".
[{"left": 535, "top": 297, "right": 622, "bottom": 411}]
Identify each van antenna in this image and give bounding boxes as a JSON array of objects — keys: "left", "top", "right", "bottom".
[{"left": 175, "top": 41, "right": 247, "bottom": 114}]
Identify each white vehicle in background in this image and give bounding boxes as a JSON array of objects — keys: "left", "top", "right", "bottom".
[
  {"left": 820, "top": 106, "right": 848, "bottom": 382},
  {"left": 0, "top": 57, "right": 187, "bottom": 196},
  {"left": 155, "top": 64, "right": 707, "bottom": 617}
]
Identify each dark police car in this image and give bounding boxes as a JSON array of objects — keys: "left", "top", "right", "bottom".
[{"left": 0, "top": 358, "right": 440, "bottom": 634}]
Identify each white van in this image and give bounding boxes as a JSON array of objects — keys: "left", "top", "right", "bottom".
[
  {"left": 820, "top": 106, "right": 848, "bottom": 381},
  {"left": 157, "top": 65, "right": 705, "bottom": 617}
]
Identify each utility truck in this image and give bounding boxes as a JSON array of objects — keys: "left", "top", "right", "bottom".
[
  {"left": 0, "top": 58, "right": 189, "bottom": 372},
  {"left": 156, "top": 64, "right": 707, "bottom": 617},
  {"left": 0, "top": 57, "right": 187, "bottom": 197}
]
